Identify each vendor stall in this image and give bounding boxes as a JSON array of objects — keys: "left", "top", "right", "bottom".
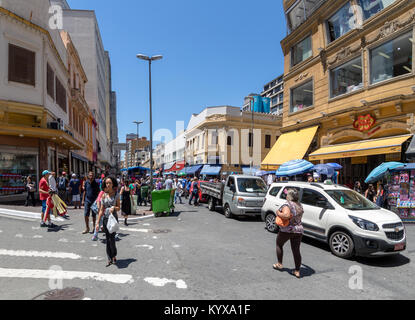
[{"left": 386, "top": 164, "right": 415, "bottom": 223}]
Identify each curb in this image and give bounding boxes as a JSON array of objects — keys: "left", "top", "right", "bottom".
[{"left": 127, "top": 214, "right": 155, "bottom": 221}]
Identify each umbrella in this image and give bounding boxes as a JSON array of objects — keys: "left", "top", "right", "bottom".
[
  {"left": 313, "top": 164, "right": 335, "bottom": 177},
  {"left": 275, "top": 159, "right": 315, "bottom": 177},
  {"left": 326, "top": 163, "right": 342, "bottom": 170},
  {"left": 255, "top": 170, "right": 270, "bottom": 177},
  {"left": 365, "top": 162, "right": 404, "bottom": 184}
]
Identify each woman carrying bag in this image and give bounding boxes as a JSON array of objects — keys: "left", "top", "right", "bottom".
[
  {"left": 273, "top": 188, "right": 304, "bottom": 279},
  {"left": 120, "top": 178, "right": 132, "bottom": 226},
  {"left": 96, "top": 177, "right": 120, "bottom": 267}
]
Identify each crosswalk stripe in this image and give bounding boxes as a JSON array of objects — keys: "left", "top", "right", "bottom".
[
  {"left": 0, "top": 249, "right": 81, "bottom": 260},
  {"left": 0, "top": 208, "right": 64, "bottom": 222},
  {"left": 0, "top": 268, "right": 134, "bottom": 284}
]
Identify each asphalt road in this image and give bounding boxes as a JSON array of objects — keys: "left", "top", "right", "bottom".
[{"left": 0, "top": 202, "right": 414, "bottom": 300}]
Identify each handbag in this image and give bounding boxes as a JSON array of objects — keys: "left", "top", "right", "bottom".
[
  {"left": 106, "top": 213, "right": 120, "bottom": 234},
  {"left": 91, "top": 200, "right": 99, "bottom": 215},
  {"left": 275, "top": 205, "right": 293, "bottom": 227}
]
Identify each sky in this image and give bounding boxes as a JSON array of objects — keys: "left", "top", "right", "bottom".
[{"left": 67, "top": 0, "right": 287, "bottom": 146}]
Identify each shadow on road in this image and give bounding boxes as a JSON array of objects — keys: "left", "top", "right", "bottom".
[
  {"left": 355, "top": 254, "right": 411, "bottom": 267},
  {"left": 115, "top": 258, "right": 137, "bottom": 269},
  {"left": 46, "top": 224, "right": 70, "bottom": 233}
]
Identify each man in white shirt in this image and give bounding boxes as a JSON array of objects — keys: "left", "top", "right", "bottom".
[
  {"left": 173, "top": 178, "right": 183, "bottom": 204},
  {"left": 164, "top": 176, "right": 173, "bottom": 190},
  {"left": 48, "top": 172, "right": 57, "bottom": 194},
  {"left": 267, "top": 174, "right": 274, "bottom": 188}
]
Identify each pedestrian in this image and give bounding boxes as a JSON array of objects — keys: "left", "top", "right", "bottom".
[
  {"left": 135, "top": 179, "right": 142, "bottom": 207},
  {"left": 95, "top": 176, "right": 120, "bottom": 267},
  {"left": 186, "top": 177, "right": 192, "bottom": 199},
  {"left": 188, "top": 177, "right": 200, "bottom": 206},
  {"left": 69, "top": 174, "right": 81, "bottom": 209},
  {"left": 57, "top": 172, "right": 68, "bottom": 204},
  {"left": 273, "top": 188, "right": 304, "bottom": 279},
  {"left": 82, "top": 171, "right": 100, "bottom": 234},
  {"left": 365, "top": 184, "right": 376, "bottom": 202},
  {"left": 156, "top": 179, "right": 163, "bottom": 190},
  {"left": 120, "top": 178, "right": 132, "bottom": 226},
  {"left": 48, "top": 171, "right": 58, "bottom": 194},
  {"left": 25, "top": 175, "right": 36, "bottom": 207},
  {"left": 164, "top": 175, "right": 173, "bottom": 190},
  {"left": 267, "top": 174, "right": 274, "bottom": 188},
  {"left": 173, "top": 177, "right": 183, "bottom": 204},
  {"left": 307, "top": 174, "right": 314, "bottom": 183},
  {"left": 39, "top": 170, "right": 57, "bottom": 228},
  {"left": 375, "top": 183, "right": 388, "bottom": 208},
  {"left": 354, "top": 181, "right": 363, "bottom": 194},
  {"left": 140, "top": 182, "right": 149, "bottom": 207}
]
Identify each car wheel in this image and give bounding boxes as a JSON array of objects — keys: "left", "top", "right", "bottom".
[
  {"left": 224, "top": 204, "right": 233, "bottom": 219},
  {"left": 208, "top": 197, "right": 216, "bottom": 211},
  {"left": 329, "top": 231, "right": 355, "bottom": 259},
  {"left": 265, "top": 213, "right": 278, "bottom": 233}
]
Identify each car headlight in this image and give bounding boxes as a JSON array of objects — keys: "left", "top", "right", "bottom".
[
  {"left": 237, "top": 198, "right": 246, "bottom": 207},
  {"left": 349, "top": 215, "right": 379, "bottom": 231}
]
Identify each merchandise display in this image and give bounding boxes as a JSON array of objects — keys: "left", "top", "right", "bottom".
[{"left": 387, "top": 169, "right": 415, "bottom": 222}]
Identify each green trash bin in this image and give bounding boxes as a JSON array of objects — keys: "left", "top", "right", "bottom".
[{"left": 151, "top": 189, "right": 175, "bottom": 217}]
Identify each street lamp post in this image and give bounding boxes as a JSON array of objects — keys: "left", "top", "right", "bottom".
[
  {"left": 133, "top": 121, "right": 143, "bottom": 167},
  {"left": 136, "top": 54, "right": 163, "bottom": 192},
  {"left": 245, "top": 96, "right": 255, "bottom": 173}
]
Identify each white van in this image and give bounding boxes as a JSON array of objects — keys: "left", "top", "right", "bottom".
[{"left": 261, "top": 181, "right": 406, "bottom": 258}]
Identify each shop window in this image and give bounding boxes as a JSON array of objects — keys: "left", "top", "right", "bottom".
[
  {"left": 357, "top": 0, "right": 396, "bottom": 21},
  {"left": 290, "top": 80, "right": 313, "bottom": 113},
  {"left": 8, "top": 44, "right": 35, "bottom": 86},
  {"left": 370, "top": 31, "right": 413, "bottom": 84},
  {"left": 291, "top": 35, "right": 312, "bottom": 66},
  {"left": 330, "top": 56, "right": 363, "bottom": 97},
  {"left": 47, "top": 64, "right": 55, "bottom": 99},
  {"left": 326, "top": 2, "right": 354, "bottom": 43},
  {"left": 55, "top": 77, "right": 67, "bottom": 112},
  {"left": 0, "top": 153, "right": 37, "bottom": 197}
]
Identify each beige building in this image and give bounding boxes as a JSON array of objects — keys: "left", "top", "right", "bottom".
[
  {"left": 263, "top": 0, "right": 415, "bottom": 184},
  {"left": 185, "top": 106, "right": 282, "bottom": 173},
  {"left": 125, "top": 137, "right": 151, "bottom": 168}
]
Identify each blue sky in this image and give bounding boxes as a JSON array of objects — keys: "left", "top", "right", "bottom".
[{"left": 67, "top": 0, "right": 287, "bottom": 145}]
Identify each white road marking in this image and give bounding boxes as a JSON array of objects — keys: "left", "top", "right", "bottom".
[
  {"left": 172, "top": 245, "right": 180, "bottom": 248},
  {"left": 144, "top": 277, "right": 187, "bottom": 289},
  {"left": 58, "top": 238, "right": 69, "bottom": 243},
  {"left": 120, "top": 228, "right": 149, "bottom": 233},
  {"left": 89, "top": 256, "right": 104, "bottom": 261},
  {"left": 136, "top": 245, "right": 154, "bottom": 250},
  {"left": 32, "top": 227, "right": 40, "bottom": 230},
  {"left": 142, "top": 223, "right": 150, "bottom": 226},
  {"left": 0, "top": 230, "right": 2, "bottom": 233},
  {"left": 15, "top": 234, "right": 23, "bottom": 238},
  {"left": 33, "top": 235, "right": 43, "bottom": 239},
  {"left": 152, "top": 236, "right": 158, "bottom": 239},
  {"left": 0, "top": 249, "right": 81, "bottom": 260},
  {"left": 0, "top": 267, "right": 134, "bottom": 284},
  {"left": 0, "top": 208, "right": 64, "bottom": 222}
]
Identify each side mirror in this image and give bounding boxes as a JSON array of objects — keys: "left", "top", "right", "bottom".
[{"left": 317, "top": 200, "right": 333, "bottom": 210}]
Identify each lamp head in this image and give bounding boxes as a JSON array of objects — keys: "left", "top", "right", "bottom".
[{"left": 136, "top": 54, "right": 150, "bottom": 61}]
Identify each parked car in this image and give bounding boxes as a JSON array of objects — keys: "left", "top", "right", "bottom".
[
  {"left": 261, "top": 181, "right": 406, "bottom": 258},
  {"left": 200, "top": 175, "right": 267, "bottom": 218}
]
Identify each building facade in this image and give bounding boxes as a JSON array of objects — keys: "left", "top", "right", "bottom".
[
  {"left": 261, "top": 74, "right": 284, "bottom": 115},
  {"left": 0, "top": 0, "right": 83, "bottom": 201},
  {"left": 125, "top": 135, "right": 151, "bottom": 168},
  {"left": 263, "top": 0, "right": 415, "bottom": 185},
  {"left": 185, "top": 106, "right": 282, "bottom": 173}
]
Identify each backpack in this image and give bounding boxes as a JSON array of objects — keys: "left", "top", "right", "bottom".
[{"left": 58, "top": 177, "right": 67, "bottom": 190}]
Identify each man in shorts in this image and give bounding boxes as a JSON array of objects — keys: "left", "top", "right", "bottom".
[
  {"left": 82, "top": 171, "right": 100, "bottom": 234},
  {"left": 69, "top": 174, "right": 81, "bottom": 209}
]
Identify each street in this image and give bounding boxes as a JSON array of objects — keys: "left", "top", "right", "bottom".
[{"left": 0, "top": 202, "right": 414, "bottom": 300}]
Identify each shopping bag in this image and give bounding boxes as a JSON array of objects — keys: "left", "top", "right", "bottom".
[
  {"left": 106, "top": 213, "right": 119, "bottom": 234},
  {"left": 91, "top": 200, "right": 99, "bottom": 216},
  {"left": 131, "top": 195, "right": 137, "bottom": 214}
]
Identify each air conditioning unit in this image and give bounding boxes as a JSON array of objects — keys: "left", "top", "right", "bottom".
[
  {"left": 48, "top": 121, "right": 59, "bottom": 130},
  {"left": 57, "top": 118, "right": 65, "bottom": 131}
]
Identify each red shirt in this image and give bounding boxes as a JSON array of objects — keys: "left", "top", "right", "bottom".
[{"left": 39, "top": 177, "right": 49, "bottom": 200}]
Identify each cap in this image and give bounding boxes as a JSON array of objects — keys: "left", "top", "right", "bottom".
[
  {"left": 62, "top": 172, "right": 66, "bottom": 175},
  {"left": 42, "top": 170, "right": 50, "bottom": 176},
  {"left": 72, "top": 174, "right": 77, "bottom": 178},
  {"left": 101, "top": 174, "right": 105, "bottom": 178}
]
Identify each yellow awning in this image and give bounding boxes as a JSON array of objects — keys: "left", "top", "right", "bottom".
[
  {"left": 309, "top": 135, "right": 412, "bottom": 161},
  {"left": 261, "top": 126, "right": 318, "bottom": 170}
]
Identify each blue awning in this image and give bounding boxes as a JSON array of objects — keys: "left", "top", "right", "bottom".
[
  {"left": 200, "top": 165, "right": 222, "bottom": 175},
  {"left": 185, "top": 165, "right": 203, "bottom": 175},
  {"left": 242, "top": 167, "right": 260, "bottom": 175},
  {"left": 127, "top": 166, "right": 150, "bottom": 171}
]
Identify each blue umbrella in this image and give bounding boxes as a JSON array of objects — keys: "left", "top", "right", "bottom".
[
  {"left": 275, "top": 159, "right": 315, "bottom": 177},
  {"left": 326, "top": 163, "right": 342, "bottom": 170},
  {"left": 365, "top": 162, "right": 404, "bottom": 184},
  {"left": 313, "top": 164, "right": 335, "bottom": 177},
  {"left": 255, "top": 170, "right": 270, "bottom": 177}
]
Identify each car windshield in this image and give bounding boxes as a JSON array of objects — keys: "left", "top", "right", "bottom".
[
  {"left": 237, "top": 178, "right": 267, "bottom": 193},
  {"left": 325, "top": 190, "right": 379, "bottom": 211}
]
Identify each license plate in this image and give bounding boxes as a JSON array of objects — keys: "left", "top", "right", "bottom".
[{"left": 394, "top": 243, "right": 405, "bottom": 251}]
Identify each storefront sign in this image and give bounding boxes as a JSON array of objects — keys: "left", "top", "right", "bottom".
[
  {"left": 353, "top": 114, "right": 376, "bottom": 132},
  {"left": 351, "top": 156, "right": 367, "bottom": 164}
]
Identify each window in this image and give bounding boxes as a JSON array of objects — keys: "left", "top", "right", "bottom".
[
  {"left": 55, "top": 77, "right": 67, "bottom": 112},
  {"left": 272, "top": 96, "right": 279, "bottom": 106},
  {"left": 8, "top": 44, "right": 35, "bottom": 86},
  {"left": 330, "top": 56, "right": 363, "bottom": 97},
  {"left": 279, "top": 93, "right": 284, "bottom": 102},
  {"left": 301, "top": 189, "right": 329, "bottom": 208},
  {"left": 227, "top": 136, "right": 232, "bottom": 146},
  {"left": 357, "top": 0, "right": 396, "bottom": 21},
  {"left": 290, "top": 80, "right": 313, "bottom": 113},
  {"left": 291, "top": 36, "right": 312, "bottom": 66},
  {"left": 269, "top": 187, "right": 282, "bottom": 197},
  {"left": 280, "top": 187, "right": 301, "bottom": 200},
  {"left": 47, "top": 64, "right": 55, "bottom": 99},
  {"left": 248, "top": 132, "right": 253, "bottom": 147},
  {"left": 265, "top": 135, "right": 271, "bottom": 148},
  {"left": 327, "top": 2, "right": 354, "bottom": 43},
  {"left": 370, "top": 31, "right": 412, "bottom": 84}
]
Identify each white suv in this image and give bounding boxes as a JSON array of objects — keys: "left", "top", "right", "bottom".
[{"left": 261, "top": 181, "right": 407, "bottom": 259}]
